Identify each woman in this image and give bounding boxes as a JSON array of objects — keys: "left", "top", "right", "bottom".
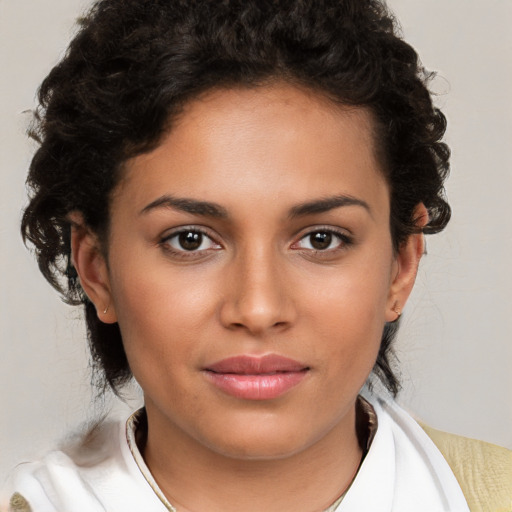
[{"left": 3, "top": 0, "right": 511, "bottom": 511}]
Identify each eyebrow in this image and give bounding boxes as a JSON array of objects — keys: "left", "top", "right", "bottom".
[
  {"left": 140, "top": 193, "right": 370, "bottom": 220},
  {"left": 140, "top": 195, "right": 228, "bottom": 218},
  {"left": 288, "top": 195, "right": 371, "bottom": 218}
]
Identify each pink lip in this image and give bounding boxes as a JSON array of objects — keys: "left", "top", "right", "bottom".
[{"left": 203, "top": 354, "right": 309, "bottom": 400}]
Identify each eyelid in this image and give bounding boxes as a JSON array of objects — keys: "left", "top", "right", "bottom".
[
  {"left": 159, "top": 225, "right": 223, "bottom": 254},
  {"left": 290, "top": 226, "right": 353, "bottom": 251},
  {"left": 160, "top": 224, "right": 216, "bottom": 240}
]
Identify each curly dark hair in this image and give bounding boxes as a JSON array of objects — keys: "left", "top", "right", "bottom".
[{"left": 21, "top": 0, "right": 450, "bottom": 396}]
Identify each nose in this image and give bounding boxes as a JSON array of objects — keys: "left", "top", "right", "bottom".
[{"left": 219, "top": 247, "right": 296, "bottom": 336}]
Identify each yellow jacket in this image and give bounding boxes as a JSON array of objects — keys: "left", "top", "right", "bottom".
[{"left": 422, "top": 425, "right": 512, "bottom": 512}]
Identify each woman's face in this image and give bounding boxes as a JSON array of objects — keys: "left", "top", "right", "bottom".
[{"left": 87, "top": 85, "right": 419, "bottom": 460}]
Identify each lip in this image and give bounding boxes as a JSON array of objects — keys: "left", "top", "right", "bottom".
[{"left": 203, "top": 354, "right": 310, "bottom": 400}]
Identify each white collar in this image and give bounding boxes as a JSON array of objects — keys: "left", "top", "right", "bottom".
[
  {"left": 337, "top": 394, "right": 469, "bottom": 512},
  {"left": 125, "top": 395, "right": 469, "bottom": 512}
]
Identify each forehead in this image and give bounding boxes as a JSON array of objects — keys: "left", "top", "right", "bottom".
[{"left": 117, "top": 84, "right": 389, "bottom": 217}]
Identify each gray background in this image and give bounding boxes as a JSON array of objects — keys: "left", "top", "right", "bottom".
[{"left": 1, "top": 0, "right": 511, "bottom": 483}]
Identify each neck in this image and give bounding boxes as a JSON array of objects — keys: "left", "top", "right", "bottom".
[{"left": 142, "top": 401, "right": 363, "bottom": 512}]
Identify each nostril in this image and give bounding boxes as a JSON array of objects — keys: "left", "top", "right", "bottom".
[{"left": 228, "top": 320, "right": 289, "bottom": 332}]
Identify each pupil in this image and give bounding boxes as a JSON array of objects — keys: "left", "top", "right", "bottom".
[
  {"left": 311, "top": 232, "right": 331, "bottom": 250},
  {"left": 179, "top": 231, "right": 202, "bottom": 250}
]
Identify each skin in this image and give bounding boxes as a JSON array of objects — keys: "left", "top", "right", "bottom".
[{"left": 71, "top": 84, "right": 425, "bottom": 512}]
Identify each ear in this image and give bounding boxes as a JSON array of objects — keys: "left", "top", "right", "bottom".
[
  {"left": 385, "top": 203, "right": 428, "bottom": 322},
  {"left": 68, "top": 212, "right": 117, "bottom": 324}
]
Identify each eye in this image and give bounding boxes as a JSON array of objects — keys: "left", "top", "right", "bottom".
[
  {"left": 162, "top": 228, "right": 221, "bottom": 254},
  {"left": 293, "top": 229, "right": 350, "bottom": 252}
]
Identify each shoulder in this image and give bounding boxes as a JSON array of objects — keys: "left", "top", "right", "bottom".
[
  {"left": 2, "top": 414, "right": 166, "bottom": 512},
  {"left": 2, "top": 453, "right": 103, "bottom": 512},
  {"left": 421, "top": 424, "right": 512, "bottom": 512},
  {"left": 1, "top": 420, "right": 124, "bottom": 512}
]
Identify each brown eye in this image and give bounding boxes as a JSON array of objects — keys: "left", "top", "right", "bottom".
[
  {"left": 163, "top": 229, "right": 221, "bottom": 254},
  {"left": 309, "top": 232, "right": 332, "bottom": 250},
  {"left": 179, "top": 231, "right": 203, "bottom": 251},
  {"left": 293, "top": 229, "right": 351, "bottom": 253}
]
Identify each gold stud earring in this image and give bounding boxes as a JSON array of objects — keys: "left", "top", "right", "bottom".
[{"left": 392, "top": 301, "right": 401, "bottom": 321}]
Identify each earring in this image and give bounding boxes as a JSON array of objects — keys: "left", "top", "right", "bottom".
[
  {"left": 392, "top": 301, "right": 401, "bottom": 321},
  {"left": 103, "top": 304, "right": 110, "bottom": 315}
]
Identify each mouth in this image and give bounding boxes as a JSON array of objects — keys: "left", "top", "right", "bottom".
[{"left": 203, "top": 354, "right": 310, "bottom": 400}]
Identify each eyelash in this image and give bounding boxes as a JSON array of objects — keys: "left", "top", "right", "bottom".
[
  {"left": 159, "top": 226, "right": 353, "bottom": 260},
  {"left": 291, "top": 227, "right": 353, "bottom": 256},
  {"left": 159, "top": 227, "right": 222, "bottom": 259}
]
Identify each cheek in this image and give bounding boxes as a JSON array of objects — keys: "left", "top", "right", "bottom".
[
  {"left": 304, "top": 256, "right": 391, "bottom": 322},
  {"left": 108, "top": 255, "right": 218, "bottom": 369},
  {"left": 299, "top": 254, "right": 393, "bottom": 369}
]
